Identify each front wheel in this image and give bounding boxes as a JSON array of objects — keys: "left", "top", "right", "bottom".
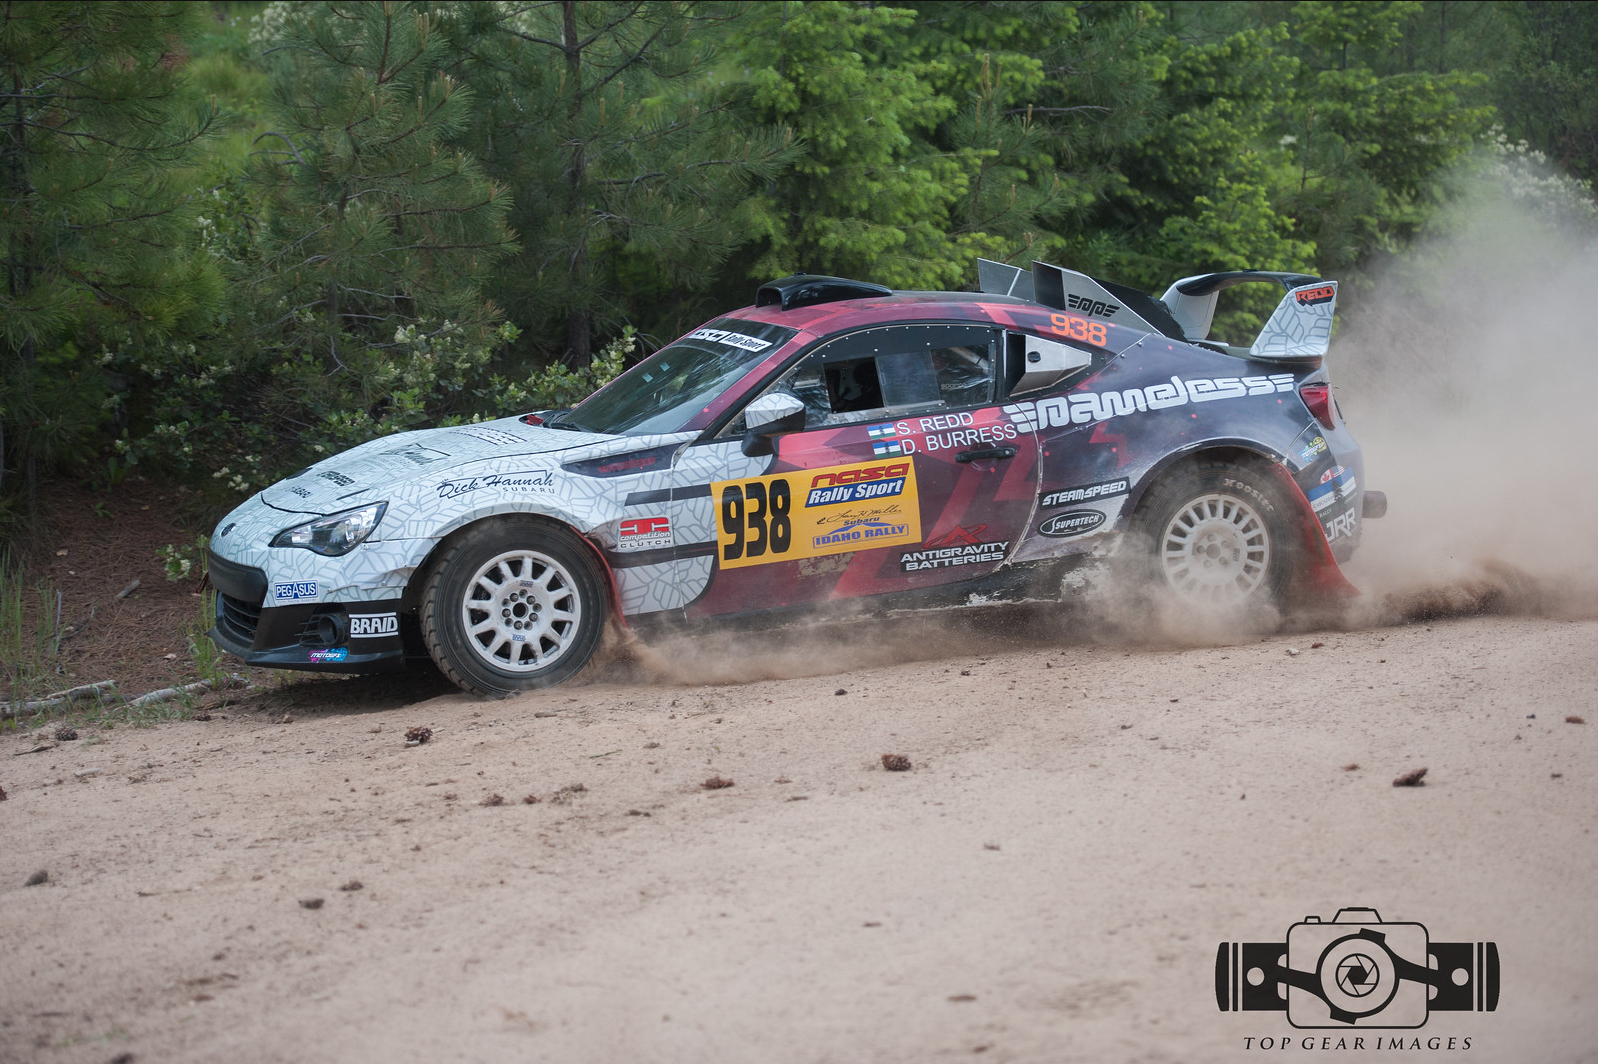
[
  {"left": 1130, "top": 458, "right": 1297, "bottom": 610},
  {"left": 419, "top": 519, "right": 607, "bottom": 696}
]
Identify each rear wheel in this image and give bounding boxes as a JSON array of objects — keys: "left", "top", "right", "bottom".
[
  {"left": 420, "top": 519, "right": 606, "bottom": 696},
  {"left": 1131, "top": 458, "right": 1296, "bottom": 609}
]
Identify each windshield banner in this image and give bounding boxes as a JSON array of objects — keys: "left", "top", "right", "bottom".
[{"left": 712, "top": 458, "right": 922, "bottom": 570}]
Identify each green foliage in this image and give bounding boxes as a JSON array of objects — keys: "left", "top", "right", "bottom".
[
  {"left": 251, "top": 2, "right": 515, "bottom": 365},
  {"left": 188, "top": 588, "right": 230, "bottom": 687},
  {"left": 0, "top": 1, "right": 222, "bottom": 505},
  {"left": 1276, "top": 1, "right": 1492, "bottom": 274},
  {"left": 484, "top": 328, "right": 635, "bottom": 414},
  {"left": 727, "top": 1, "right": 1108, "bottom": 290},
  {"left": 443, "top": 1, "right": 800, "bottom": 363},
  {"left": 1494, "top": 1, "right": 1598, "bottom": 184},
  {"left": 160, "top": 534, "right": 210, "bottom": 581},
  {"left": 2, "top": 0, "right": 1589, "bottom": 527},
  {"left": 0, "top": 553, "right": 58, "bottom": 702}
]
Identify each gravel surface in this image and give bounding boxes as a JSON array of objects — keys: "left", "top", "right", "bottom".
[{"left": 3, "top": 613, "right": 1594, "bottom": 1063}]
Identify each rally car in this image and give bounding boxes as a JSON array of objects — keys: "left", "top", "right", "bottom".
[{"left": 207, "top": 259, "right": 1384, "bottom": 695}]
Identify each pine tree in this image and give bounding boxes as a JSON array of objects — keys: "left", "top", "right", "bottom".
[
  {"left": 248, "top": 0, "right": 516, "bottom": 419},
  {"left": 0, "top": 0, "right": 219, "bottom": 512},
  {"left": 446, "top": 0, "right": 798, "bottom": 365}
]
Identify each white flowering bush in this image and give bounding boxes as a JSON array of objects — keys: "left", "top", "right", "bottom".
[{"left": 1481, "top": 129, "right": 1598, "bottom": 226}]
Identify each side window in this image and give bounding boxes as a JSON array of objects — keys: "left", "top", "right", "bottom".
[
  {"left": 1002, "top": 331, "right": 1097, "bottom": 397},
  {"left": 763, "top": 325, "right": 999, "bottom": 429}
]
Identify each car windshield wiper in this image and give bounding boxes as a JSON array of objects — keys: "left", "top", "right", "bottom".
[{"left": 540, "top": 411, "right": 589, "bottom": 432}]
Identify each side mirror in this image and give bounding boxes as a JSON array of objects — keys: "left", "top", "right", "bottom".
[{"left": 740, "top": 393, "right": 806, "bottom": 457}]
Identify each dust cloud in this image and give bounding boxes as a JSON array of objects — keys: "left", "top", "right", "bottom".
[
  {"left": 598, "top": 604, "right": 1082, "bottom": 687},
  {"left": 1334, "top": 163, "right": 1598, "bottom": 622}
]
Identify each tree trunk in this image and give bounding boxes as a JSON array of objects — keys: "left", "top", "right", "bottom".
[
  {"left": 563, "top": 0, "right": 590, "bottom": 367},
  {"left": 4, "top": 62, "right": 23, "bottom": 501}
]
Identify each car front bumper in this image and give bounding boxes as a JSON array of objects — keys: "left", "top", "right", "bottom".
[{"left": 207, "top": 550, "right": 407, "bottom": 673}]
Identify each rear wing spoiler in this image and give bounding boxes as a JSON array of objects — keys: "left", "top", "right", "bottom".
[{"left": 978, "top": 259, "right": 1337, "bottom": 362}]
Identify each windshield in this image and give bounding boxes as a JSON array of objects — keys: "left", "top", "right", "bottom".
[{"left": 554, "top": 318, "right": 798, "bottom": 436}]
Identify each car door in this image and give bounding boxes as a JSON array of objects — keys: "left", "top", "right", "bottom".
[{"left": 677, "top": 323, "right": 1041, "bottom": 618}]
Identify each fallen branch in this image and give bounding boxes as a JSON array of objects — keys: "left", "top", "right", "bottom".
[
  {"left": 123, "top": 675, "right": 249, "bottom": 710},
  {"left": 1, "top": 680, "right": 118, "bottom": 720},
  {"left": 49, "top": 680, "right": 118, "bottom": 703},
  {"left": 2, "top": 675, "right": 250, "bottom": 719}
]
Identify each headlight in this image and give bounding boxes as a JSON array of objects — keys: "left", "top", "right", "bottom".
[{"left": 270, "top": 502, "right": 387, "bottom": 556}]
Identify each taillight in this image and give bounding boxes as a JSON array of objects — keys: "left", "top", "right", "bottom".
[{"left": 1299, "top": 382, "right": 1336, "bottom": 429}]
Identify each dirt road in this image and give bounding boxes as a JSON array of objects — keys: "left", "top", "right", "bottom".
[{"left": 4, "top": 611, "right": 1595, "bottom": 1064}]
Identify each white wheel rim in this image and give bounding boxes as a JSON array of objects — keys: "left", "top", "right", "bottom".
[
  {"left": 460, "top": 549, "right": 582, "bottom": 673},
  {"left": 1158, "top": 492, "right": 1272, "bottom": 604}
]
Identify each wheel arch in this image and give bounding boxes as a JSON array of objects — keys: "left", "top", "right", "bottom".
[
  {"left": 1127, "top": 440, "right": 1358, "bottom": 601},
  {"left": 1124, "top": 439, "right": 1286, "bottom": 521},
  {"left": 398, "top": 510, "right": 626, "bottom": 627}
]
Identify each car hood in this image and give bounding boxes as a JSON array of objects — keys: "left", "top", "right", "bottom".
[{"left": 259, "top": 418, "right": 613, "bottom": 515}]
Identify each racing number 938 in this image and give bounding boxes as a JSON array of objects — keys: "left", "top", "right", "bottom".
[
  {"left": 719, "top": 478, "right": 794, "bottom": 562},
  {"left": 1050, "top": 312, "right": 1108, "bottom": 347}
]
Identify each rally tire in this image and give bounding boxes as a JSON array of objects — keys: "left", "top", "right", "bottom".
[
  {"left": 419, "top": 518, "right": 606, "bottom": 696},
  {"left": 1129, "top": 457, "right": 1296, "bottom": 610}
]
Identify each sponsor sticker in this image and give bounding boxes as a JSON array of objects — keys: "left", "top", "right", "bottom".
[
  {"left": 1308, "top": 467, "right": 1357, "bottom": 513},
  {"left": 900, "top": 526, "right": 1010, "bottom": 572},
  {"left": 812, "top": 519, "right": 909, "bottom": 550},
  {"left": 1324, "top": 506, "right": 1359, "bottom": 542},
  {"left": 435, "top": 469, "right": 556, "bottom": 500},
  {"left": 1066, "top": 293, "right": 1121, "bottom": 318},
  {"left": 1040, "top": 477, "right": 1130, "bottom": 510},
  {"left": 1295, "top": 284, "right": 1337, "bottom": 306},
  {"left": 316, "top": 470, "right": 355, "bottom": 487},
  {"left": 308, "top": 647, "right": 349, "bottom": 663},
  {"left": 1299, "top": 435, "right": 1329, "bottom": 462},
  {"left": 686, "top": 327, "right": 773, "bottom": 352},
  {"left": 349, "top": 613, "right": 399, "bottom": 638},
  {"left": 272, "top": 580, "right": 318, "bottom": 603},
  {"left": 805, "top": 464, "right": 910, "bottom": 508},
  {"left": 1005, "top": 373, "right": 1296, "bottom": 432},
  {"left": 1039, "top": 510, "right": 1106, "bottom": 538},
  {"left": 713, "top": 458, "right": 921, "bottom": 570},
  {"left": 289, "top": 486, "right": 312, "bottom": 498},
  {"left": 618, "top": 515, "right": 673, "bottom": 552}
]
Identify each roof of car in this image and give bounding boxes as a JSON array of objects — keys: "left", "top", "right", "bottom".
[{"left": 726, "top": 290, "right": 1031, "bottom": 331}]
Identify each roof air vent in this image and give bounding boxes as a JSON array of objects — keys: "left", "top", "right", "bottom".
[{"left": 755, "top": 273, "right": 893, "bottom": 311}]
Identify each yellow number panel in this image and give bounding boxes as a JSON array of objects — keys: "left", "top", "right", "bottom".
[{"left": 712, "top": 458, "right": 922, "bottom": 570}]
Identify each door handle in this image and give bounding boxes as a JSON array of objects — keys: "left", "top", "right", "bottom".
[{"left": 955, "top": 446, "right": 1018, "bottom": 463}]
